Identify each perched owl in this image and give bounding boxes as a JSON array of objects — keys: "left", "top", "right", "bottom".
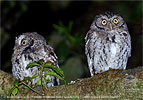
[
  {"left": 11, "top": 32, "right": 59, "bottom": 87},
  {"left": 85, "top": 12, "right": 131, "bottom": 76}
]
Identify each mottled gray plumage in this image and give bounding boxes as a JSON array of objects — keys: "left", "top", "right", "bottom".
[
  {"left": 11, "top": 32, "right": 59, "bottom": 87},
  {"left": 85, "top": 12, "right": 131, "bottom": 76}
]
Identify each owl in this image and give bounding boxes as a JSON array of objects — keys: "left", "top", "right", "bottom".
[
  {"left": 11, "top": 32, "right": 59, "bottom": 87},
  {"left": 85, "top": 12, "right": 131, "bottom": 76}
]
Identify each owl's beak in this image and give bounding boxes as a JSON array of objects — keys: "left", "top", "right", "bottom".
[
  {"left": 107, "top": 23, "right": 113, "bottom": 31},
  {"left": 109, "top": 23, "right": 113, "bottom": 30}
]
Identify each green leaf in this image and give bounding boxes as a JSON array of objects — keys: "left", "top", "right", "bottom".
[
  {"left": 38, "top": 59, "right": 44, "bottom": 65},
  {"left": 39, "top": 67, "right": 42, "bottom": 73},
  {"left": 44, "top": 64, "right": 64, "bottom": 77},
  {"left": 23, "top": 77, "right": 32, "bottom": 81},
  {"left": 53, "top": 24, "right": 66, "bottom": 35},
  {"left": 46, "top": 61, "right": 53, "bottom": 66},
  {"left": 45, "top": 71, "right": 64, "bottom": 80},
  {"left": 68, "top": 20, "right": 73, "bottom": 33},
  {"left": 36, "top": 80, "right": 42, "bottom": 86},
  {"left": 44, "top": 77, "right": 50, "bottom": 81},
  {"left": 44, "top": 77, "right": 50, "bottom": 83},
  {"left": 14, "top": 81, "right": 19, "bottom": 87},
  {"left": 68, "top": 35, "right": 76, "bottom": 43},
  {"left": 12, "top": 88, "right": 18, "bottom": 96},
  {"left": 43, "top": 68, "right": 47, "bottom": 72},
  {"left": 31, "top": 74, "right": 39, "bottom": 80},
  {"left": 26, "top": 62, "right": 40, "bottom": 69},
  {"left": 23, "top": 86, "right": 30, "bottom": 90},
  {"left": 53, "top": 21, "right": 69, "bottom": 36}
]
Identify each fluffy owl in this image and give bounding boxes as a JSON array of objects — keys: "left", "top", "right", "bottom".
[
  {"left": 85, "top": 12, "right": 131, "bottom": 76},
  {"left": 11, "top": 32, "right": 59, "bottom": 87}
]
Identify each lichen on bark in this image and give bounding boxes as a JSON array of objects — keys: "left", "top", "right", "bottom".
[{"left": 0, "top": 66, "right": 143, "bottom": 99}]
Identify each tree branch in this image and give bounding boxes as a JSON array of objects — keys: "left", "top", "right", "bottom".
[{"left": 0, "top": 66, "right": 143, "bottom": 99}]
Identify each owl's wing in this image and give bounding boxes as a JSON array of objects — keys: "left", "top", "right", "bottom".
[
  {"left": 122, "top": 31, "right": 131, "bottom": 57},
  {"left": 46, "top": 45, "right": 59, "bottom": 68},
  {"left": 85, "top": 30, "right": 93, "bottom": 58},
  {"left": 127, "top": 33, "right": 131, "bottom": 57},
  {"left": 45, "top": 45, "right": 60, "bottom": 86},
  {"left": 85, "top": 30, "right": 96, "bottom": 76},
  {"left": 85, "top": 29, "right": 92, "bottom": 43}
]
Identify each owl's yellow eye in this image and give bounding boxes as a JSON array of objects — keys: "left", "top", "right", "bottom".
[
  {"left": 113, "top": 18, "right": 118, "bottom": 24},
  {"left": 21, "top": 40, "right": 27, "bottom": 46},
  {"left": 101, "top": 19, "right": 107, "bottom": 25}
]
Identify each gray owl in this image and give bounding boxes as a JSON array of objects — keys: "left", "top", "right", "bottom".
[
  {"left": 11, "top": 32, "right": 59, "bottom": 87},
  {"left": 85, "top": 12, "right": 131, "bottom": 76}
]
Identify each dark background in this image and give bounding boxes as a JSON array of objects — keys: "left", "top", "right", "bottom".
[{"left": 1, "top": 1, "right": 142, "bottom": 83}]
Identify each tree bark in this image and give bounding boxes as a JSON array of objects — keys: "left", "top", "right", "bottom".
[{"left": 0, "top": 67, "right": 143, "bottom": 99}]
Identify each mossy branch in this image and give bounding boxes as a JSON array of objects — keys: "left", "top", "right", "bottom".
[{"left": 0, "top": 66, "right": 143, "bottom": 99}]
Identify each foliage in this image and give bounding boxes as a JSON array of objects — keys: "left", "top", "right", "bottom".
[
  {"left": 52, "top": 21, "right": 84, "bottom": 63},
  {"left": 9, "top": 59, "right": 66, "bottom": 96},
  {"left": 52, "top": 21, "right": 87, "bottom": 83},
  {"left": 53, "top": 21, "right": 84, "bottom": 46}
]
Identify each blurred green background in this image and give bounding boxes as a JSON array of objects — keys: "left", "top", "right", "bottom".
[{"left": 1, "top": 1, "right": 142, "bottom": 83}]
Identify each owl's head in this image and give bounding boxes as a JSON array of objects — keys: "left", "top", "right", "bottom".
[
  {"left": 91, "top": 12, "right": 128, "bottom": 32},
  {"left": 14, "top": 32, "right": 46, "bottom": 52}
]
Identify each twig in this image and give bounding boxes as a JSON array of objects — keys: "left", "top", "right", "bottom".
[{"left": 21, "top": 82, "right": 42, "bottom": 96}]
